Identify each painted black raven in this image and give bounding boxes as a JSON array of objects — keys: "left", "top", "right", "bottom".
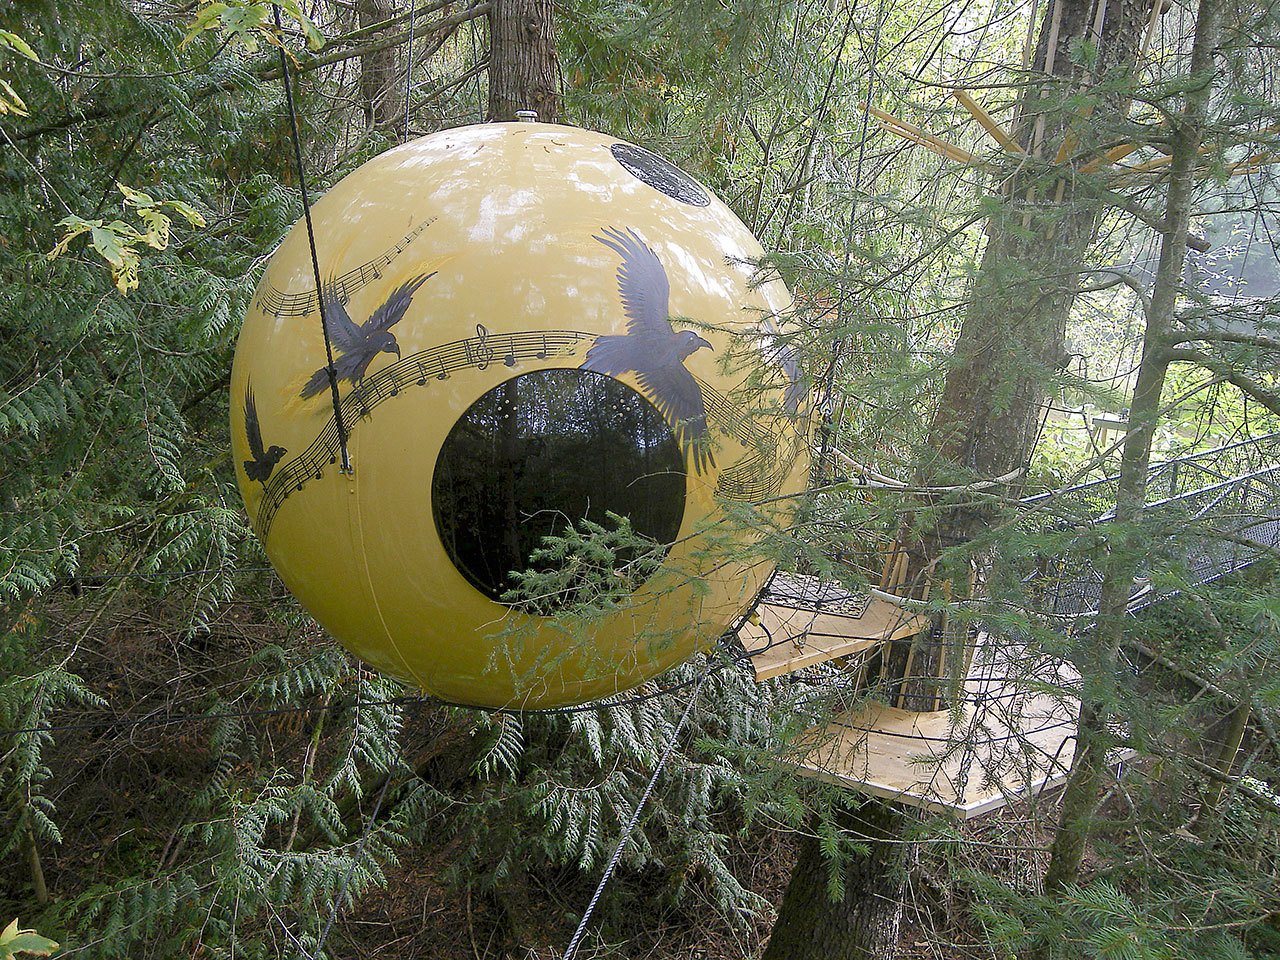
[
  {"left": 760, "top": 315, "right": 806, "bottom": 415},
  {"left": 243, "top": 380, "right": 287, "bottom": 483},
  {"left": 300, "top": 272, "right": 436, "bottom": 399},
  {"left": 583, "top": 227, "right": 715, "bottom": 473}
]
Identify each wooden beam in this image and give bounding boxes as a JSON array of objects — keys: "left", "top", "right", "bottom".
[
  {"left": 865, "top": 105, "right": 984, "bottom": 167},
  {"left": 1121, "top": 153, "right": 1175, "bottom": 174},
  {"left": 1225, "top": 151, "right": 1280, "bottom": 177},
  {"left": 1080, "top": 139, "right": 1143, "bottom": 173},
  {"left": 1137, "top": 0, "right": 1164, "bottom": 67},
  {"left": 952, "top": 89, "right": 1025, "bottom": 154},
  {"left": 1055, "top": 104, "right": 1095, "bottom": 165}
]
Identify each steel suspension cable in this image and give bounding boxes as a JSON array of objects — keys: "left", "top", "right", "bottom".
[
  {"left": 817, "top": 0, "right": 889, "bottom": 484},
  {"left": 273, "top": 4, "right": 352, "bottom": 473},
  {"left": 560, "top": 668, "right": 710, "bottom": 960},
  {"left": 403, "top": 0, "right": 417, "bottom": 139},
  {"left": 311, "top": 774, "right": 393, "bottom": 958}
]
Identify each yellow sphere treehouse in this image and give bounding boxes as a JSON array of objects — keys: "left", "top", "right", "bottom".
[{"left": 231, "top": 122, "right": 808, "bottom": 709}]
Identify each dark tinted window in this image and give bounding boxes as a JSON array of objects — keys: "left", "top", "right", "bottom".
[
  {"left": 610, "top": 143, "right": 711, "bottom": 206},
  {"left": 432, "top": 369, "right": 686, "bottom": 604}
]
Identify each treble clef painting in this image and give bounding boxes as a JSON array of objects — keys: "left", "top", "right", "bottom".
[{"left": 468, "top": 324, "right": 494, "bottom": 370}]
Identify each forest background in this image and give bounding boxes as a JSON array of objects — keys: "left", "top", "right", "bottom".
[{"left": 2, "top": 0, "right": 1280, "bottom": 957}]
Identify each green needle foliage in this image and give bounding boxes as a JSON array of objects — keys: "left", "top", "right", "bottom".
[{"left": 2, "top": 0, "right": 1279, "bottom": 957}]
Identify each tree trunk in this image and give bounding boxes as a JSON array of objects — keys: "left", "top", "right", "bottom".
[
  {"left": 768, "top": 3, "right": 1157, "bottom": 957},
  {"left": 897, "top": 0, "right": 1151, "bottom": 710},
  {"left": 27, "top": 817, "right": 48, "bottom": 906},
  {"left": 762, "top": 801, "right": 911, "bottom": 960},
  {"left": 486, "top": 0, "right": 561, "bottom": 122},
  {"left": 359, "top": 0, "right": 406, "bottom": 130},
  {"left": 1042, "top": 0, "right": 1221, "bottom": 893},
  {"left": 1193, "top": 700, "right": 1252, "bottom": 839}
]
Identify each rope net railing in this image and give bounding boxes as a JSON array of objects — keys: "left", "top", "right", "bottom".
[
  {"left": 1024, "top": 452, "right": 1280, "bottom": 624},
  {"left": 751, "top": 431, "right": 1280, "bottom": 758},
  {"left": 1022, "top": 430, "right": 1280, "bottom": 512}
]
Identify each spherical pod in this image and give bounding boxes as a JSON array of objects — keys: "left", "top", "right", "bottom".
[{"left": 230, "top": 122, "right": 809, "bottom": 709}]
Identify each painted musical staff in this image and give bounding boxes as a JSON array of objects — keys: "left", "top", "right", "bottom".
[
  {"left": 696, "top": 377, "right": 779, "bottom": 451},
  {"left": 251, "top": 329, "right": 596, "bottom": 538},
  {"left": 250, "top": 332, "right": 802, "bottom": 538},
  {"left": 254, "top": 219, "right": 436, "bottom": 318},
  {"left": 695, "top": 377, "right": 798, "bottom": 503}
]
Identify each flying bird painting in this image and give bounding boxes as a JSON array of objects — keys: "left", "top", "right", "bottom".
[
  {"left": 583, "top": 227, "right": 715, "bottom": 474},
  {"left": 760, "top": 315, "right": 806, "bottom": 415},
  {"left": 242, "top": 380, "right": 287, "bottom": 484},
  {"left": 300, "top": 272, "right": 436, "bottom": 399}
]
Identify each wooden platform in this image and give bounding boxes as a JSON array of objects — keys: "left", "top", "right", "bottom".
[
  {"left": 787, "top": 657, "right": 1121, "bottom": 818},
  {"left": 740, "top": 576, "right": 928, "bottom": 681}
]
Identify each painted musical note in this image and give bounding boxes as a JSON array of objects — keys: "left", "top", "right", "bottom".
[
  {"left": 252, "top": 328, "right": 600, "bottom": 538},
  {"left": 255, "top": 219, "right": 435, "bottom": 318},
  {"left": 469, "top": 324, "right": 494, "bottom": 370}
]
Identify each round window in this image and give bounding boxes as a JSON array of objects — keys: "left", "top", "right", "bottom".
[{"left": 431, "top": 369, "right": 687, "bottom": 605}]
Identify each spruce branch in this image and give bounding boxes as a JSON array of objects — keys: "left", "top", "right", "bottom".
[{"left": 1164, "top": 347, "right": 1280, "bottom": 417}]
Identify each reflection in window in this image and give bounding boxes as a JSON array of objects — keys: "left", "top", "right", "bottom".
[{"left": 432, "top": 369, "right": 686, "bottom": 604}]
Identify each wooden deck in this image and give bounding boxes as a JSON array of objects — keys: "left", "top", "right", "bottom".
[
  {"left": 741, "top": 596, "right": 927, "bottom": 681},
  {"left": 740, "top": 573, "right": 928, "bottom": 681},
  {"left": 740, "top": 576, "right": 1122, "bottom": 819},
  {"left": 786, "top": 657, "right": 1123, "bottom": 818}
]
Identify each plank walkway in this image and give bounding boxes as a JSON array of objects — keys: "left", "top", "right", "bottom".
[
  {"left": 787, "top": 656, "right": 1096, "bottom": 818},
  {"left": 738, "top": 436, "right": 1280, "bottom": 816}
]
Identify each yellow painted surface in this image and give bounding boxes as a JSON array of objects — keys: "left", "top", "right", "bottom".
[{"left": 231, "top": 122, "right": 809, "bottom": 709}]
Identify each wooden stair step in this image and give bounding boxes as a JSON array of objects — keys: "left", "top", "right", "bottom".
[{"left": 742, "top": 595, "right": 928, "bottom": 682}]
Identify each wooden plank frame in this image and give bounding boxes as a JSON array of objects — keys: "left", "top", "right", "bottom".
[
  {"left": 785, "top": 654, "right": 1133, "bottom": 818},
  {"left": 742, "top": 595, "right": 928, "bottom": 682}
]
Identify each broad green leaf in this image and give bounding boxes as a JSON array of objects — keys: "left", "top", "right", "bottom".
[
  {"left": 219, "top": 5, "right": 269, "bottom": 47},
  {"left": 0, "top": 30, "right": 38, "bottom": 61},
  {"left": 0, "top": 75, "right": 27, "bottom": 116},
  {"left": 137, "top": 208, "right": 173, "bottom": 250},
  {"left": 182, "top": 3, "right": 230, "bottom": 46},
  {"left": 90, "top": 226, "right": 128, "bottom": 267},
  {"left": 0, "top": 919, "right": 60, "bottom": 958},
  {"left": 47, "top": 217, "right": 95, "bottom": 260},
  {"left": 117, "top": 182, "right": 156, "bottom": 208},
  {"left": 164, "top": 199, "right": 206, "bottom": 227},
  {"left": 111, "top": 253, "right": 141, "bottom": 295},
  {"left": 280, "top": 0, "right": 326, "bottom": 50}
]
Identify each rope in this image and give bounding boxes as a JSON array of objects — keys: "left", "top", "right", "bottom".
[
  {"left": 273, "top": 4, "right": 352, "bottom": 473},
  {"left": 560, "top": 667, "right": 709, "bottom": 960},
  {"left": 403, "top": 0, "right": 417, "bottom": 140},
  {"left": 311, "top": 773, "right": 392, "bottom": 958}
]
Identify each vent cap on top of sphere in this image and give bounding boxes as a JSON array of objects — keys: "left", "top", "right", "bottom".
[{"left": 230, "top": 122, "right": 809, "bottom": 709}]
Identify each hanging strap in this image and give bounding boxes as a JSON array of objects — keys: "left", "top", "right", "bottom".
[
  {"left": 403, "top": 0, "right": 417, "bottom": 140},
  {"left": 273, "top": 4, "right": 352, "bottom": 473}
]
